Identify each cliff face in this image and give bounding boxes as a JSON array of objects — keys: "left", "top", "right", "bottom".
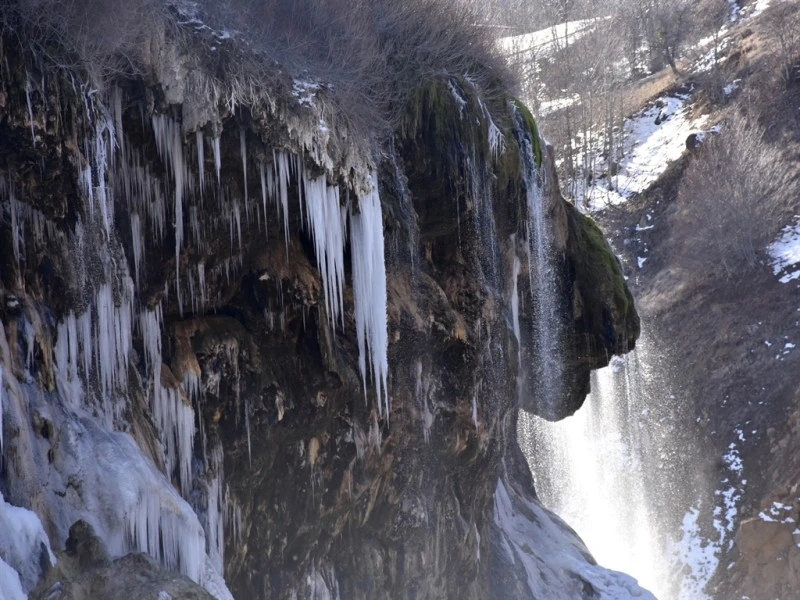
[{"left": 0, "top": 8, "right": 641, "bottom": 599}]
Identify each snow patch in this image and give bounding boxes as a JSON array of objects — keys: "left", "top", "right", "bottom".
[
  {"left": 583, "top": 94, "right": 707, "bottom": 211},
  {"left": 769, "top": 217, "right": 800, "bottom": 283}
]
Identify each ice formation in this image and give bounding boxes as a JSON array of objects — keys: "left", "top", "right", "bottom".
[
  {"left": 349, "top": 174, "right": 389, "bottom": 417},
  {"left": 2, "top": 64, "right": 393, "bottom": 599},
  {"left": 492, "top": 479, "right": 655, "bottom": 599},
  {"left": 0, "top": 558, "right": 25, "bottom": 600},
  {"left": 302, "top": 173, "right": 347, "bottom": 329},
  {"left": 0, "top": 492, "right": 55, "bottom": 591}
]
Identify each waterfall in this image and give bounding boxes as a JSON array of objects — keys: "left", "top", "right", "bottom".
[
  {"left": 514, "top": 111, "right": 671, "bottom": 597},
  {"left": 519, "top": 341, "right": 672, "bottom": 598}
]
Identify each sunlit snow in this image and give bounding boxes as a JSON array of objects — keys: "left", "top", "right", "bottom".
[{"left": 769, "top": 218, "right": 800, "bottom": 283}]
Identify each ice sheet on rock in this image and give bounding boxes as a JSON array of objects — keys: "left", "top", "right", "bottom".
[
  {"left": 349, "top": 173, "right": 389, "bottom": 417},
  {"left": 0, "top": 558, "right": 25, "bottom": 600},
  {"left": 769, "top": 217, "right": 800, "bottom": 283},
  {"left": 0, "top": 492, "right": 56, "bottom": 591},
  {"left": 492, "top": 479, "right": 656, "bottom": 599},
  {"left": 1, "top": 363, "right": 4, "bottom": 453}
]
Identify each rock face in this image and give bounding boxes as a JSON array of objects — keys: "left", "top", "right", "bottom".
[{"left": 0, "top": 7, "right": 641, "bottom": 599}]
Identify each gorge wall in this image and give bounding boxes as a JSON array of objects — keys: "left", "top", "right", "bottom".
[{"left": 0, "top": 3, "right": 643, "bottom": 598}]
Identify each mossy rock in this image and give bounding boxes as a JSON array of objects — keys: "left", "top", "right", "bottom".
[
  {"left": 564, "top": 201, "right": 639, "bottom": 356},
  {"left": 511, "top": 98, "right": 542, "bottom": 167}
]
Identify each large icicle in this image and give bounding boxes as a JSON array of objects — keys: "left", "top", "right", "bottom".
[
  {"left": 275, "top": 151, "right": 291, "bottom": 255},
  {"left": 196, "top": 130, "right": 205, "bottom": 195},
  {"left": 349, "top": 173, "right": 389, "bottom": 417},
  {"left": 239, "top": 130, "right": 248, "bottom": 207},
  {"left": 153, "top": 377, "right": 196, "bottom": 498},
  {"left": 302, "top": 172, "right": 347, "bottom": 329},
  {"left": 152, "top": 115, "right": 187, "bottom": 282}
]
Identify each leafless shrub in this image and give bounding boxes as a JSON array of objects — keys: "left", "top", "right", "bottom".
[
  {"left": 2, "top": 0, "right": 509, "bottom": 142},
  {"left": 2, "top": 0, "right": 167, "bottom": 82},
  {"left": 678, "top": 109, "right": 798, "bottom": 277},
  {"left": 763, "top": 1, "right": 800, "bottom": 84}
]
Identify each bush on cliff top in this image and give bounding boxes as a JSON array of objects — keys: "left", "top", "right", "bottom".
[{"left": 1, "top": 0, "right": 510, "bottom": 143}]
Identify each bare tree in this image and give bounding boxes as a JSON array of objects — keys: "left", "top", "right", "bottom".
[
  {"left": 764, "top": 1, "right": 800, "bottom": 84},
  {"left": 678, "top": 109, "right": 798, "bottom": 277}
]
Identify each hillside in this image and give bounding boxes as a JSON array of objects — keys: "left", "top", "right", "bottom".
[{"left": 521, "top": 0, "right": 800, "bottom": 597}]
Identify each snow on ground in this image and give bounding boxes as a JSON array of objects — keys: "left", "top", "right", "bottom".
[
  {"left": 667, "top": 428, "right": 746, "bottom": 600},
  {"left": 498, "top": 18, "right": 605, "bottom": 59},
  {"left": 769, "top": 218, "right": 800, "bottom": 283},
  {"left": 751, "top": 0, "right": 772, "bottom": 18},
  {"left": 581, "top": 93, "right": 707, "bottom": 211}
]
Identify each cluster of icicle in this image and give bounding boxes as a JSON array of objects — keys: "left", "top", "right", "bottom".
[{"left": 1, "top": 79, "right": 390, "bottom": 593}]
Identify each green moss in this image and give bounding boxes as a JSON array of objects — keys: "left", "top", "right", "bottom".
[
  {"left": 511, "top": 98, "right": 542, "bottom": 167},
  {"left": 566, "top": 201, "right": 633, "bottom": 321}
]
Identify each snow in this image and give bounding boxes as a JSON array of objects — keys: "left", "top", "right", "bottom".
[
  {"left": 498, "top": 18, "right": 605, "bottom": 59},
  {"left": 582, "top": 93, "right": 707, "bottom": 211},
  {"left": 769, "top": 217, "right": 800, "bottom": 283},
  {"left": 0, "top": 492, "right": 55, "bottom": 591},
  {"left": 492, "top": 479, "right": 656, "bottom": 599},
  {"left": 668, "top": 507, "right": 717, "bottom": 600},
  {"left": 350, "top": 173, "right": 389, "bottom": 417},
  {"left": 292, "top": 79, "right": 321, "bottom": 107},
  {"left": 752, "top": 0, "right": 772, "bottom": 17}
]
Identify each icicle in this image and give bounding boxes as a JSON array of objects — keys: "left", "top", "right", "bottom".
[
  {"left": 196, "top": 130, "right": 205, "bottom": 195},
  {"left": 125, "top": 485, "right": 204, "bottom": 583},
  {"left": 198, "top": 263, "right": 206, "bottom": 311},
  {"left": 349, "top": 173, "right": 390, "bottom": 417},
  {"left": 239, "top": 130, "right": 248, "bottom": 207},
  {"left": 25, "top": 74, "right": 35, "bottom": 145},
  {"left": 78, "top": 310, "right": 93, "bottom": 382},
  {"left": 139, "top": 305, "right": 163, "bottom": 377},
  {"left": 245, "top": 397, "right": 251, "bottom": 467},
  {"left": 511, "top": 251, "right": 521, "bottom": 359},
  {"left": 151, "top": 116, "right": 186, "bottom": 284},
  {"left": 302, "top": 174, "right": 347, "bottom": 329},
  {"left": 212, "top": 135, "right": 221, "bottom": 184},
  {"left": 205, "top": 446, "right": 225, "bottom": 575},
  {"left": 131, "top": 213, "right": 143, "bottom": 286},
  {"left": 153, "top": 379, "right": 195, "bottom": 497},
  {"left": 276, "top": 151, "right": 291, "bottom": 255},
  {"left": 54, "top": 312, "right": 82, "bottom": 408},
  {"left": 113, "top": 85, "right": 124, "bottom": 158},
  {"left": 259, "top": 163, "right": 268, "bottom": 236}
]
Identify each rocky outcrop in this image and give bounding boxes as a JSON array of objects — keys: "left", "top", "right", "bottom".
[{"left": 0, "top": 5, "right": 641, "bottom": 598}]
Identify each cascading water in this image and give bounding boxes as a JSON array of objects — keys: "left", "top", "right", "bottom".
[
  {"left": 519, "top": 339, "right": 673, "bottom": 598},
  {"left": 513, "top": 110, "right": 672, "bottom": 597}
]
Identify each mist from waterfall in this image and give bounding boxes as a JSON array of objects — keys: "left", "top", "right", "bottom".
[
  {"left": 519, "top": 337, "right": 676, "bottom": 599},
  {"left": 514, "top": 117, "right": 678, "bottom": 598}
]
